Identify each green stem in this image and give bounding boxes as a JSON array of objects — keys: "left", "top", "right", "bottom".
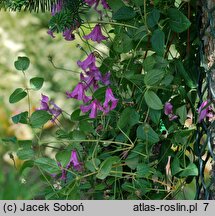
[
  {"left": 41, "top": 139, "right": 133, "bottom": 147},
  {"left": 144, "top": 0, "right": 150, "bottom": 33},
  {"left": 86, "top": 21, "right": 138, "bottom": 29}
]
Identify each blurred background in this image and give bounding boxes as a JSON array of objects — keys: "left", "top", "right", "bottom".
[{"left": 0, "top": 11, "right": 84, "bottom": 199}]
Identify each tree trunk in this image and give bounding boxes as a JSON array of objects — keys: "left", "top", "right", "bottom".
[{"left": 202, "top": 0, "right": 215, "bottom": 199}]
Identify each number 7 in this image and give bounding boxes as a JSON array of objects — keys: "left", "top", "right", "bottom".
[{"left": 203, "top": 203, "right": 209, "bottom": 211}]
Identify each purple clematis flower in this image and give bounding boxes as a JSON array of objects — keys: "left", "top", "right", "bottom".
[
  {"left": 83, "top": 24, "right": 108, "bottom": 43},
  {"left": 84, "top": 0, "right": 110, "bottom": 9},
  {"left": 66, "top": 82, "right": 91, "bottom": 103},
  {"left": 47, "top": 29, "right": 55, "bottom": 38},
  {"left": 164, "top": 102, "right": 178, "bottom": 121},
  {"left": 80, "top": 100, "right": 104, "bottom": 118},
  {"left": 103, "top": 87, "right": 118, "bottom": 114},
  {"left": 77, "top": 53, "right": 96, "bottom": 71},
  {"left": 198, "top": 100, "right": 213, "bottom": 122},
  {"left": 66, "top": 150, "right": 82, "bottom": 171},
  {"left": 63, "top": 28, "right": 75, "bottom": 41},
  {"left": 38, "top": 94, "right": 62, "bottom": 122},
  {"left": 101, "top": 0, "right": 110, "bottom": 9},
  {"left": 56, "top": 150, "right": 82, "bottom": 181},
  {"left": 80, "top": 72, "right": 99, "bottom": 91}
]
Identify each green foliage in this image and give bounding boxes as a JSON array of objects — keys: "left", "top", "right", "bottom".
[
  {"left": 14, "top": 56, "right": 30, "bottom": 71},
  {"left": 167, "top": 8, "right": 191, "bottom": 33},
  {"left": 9, "top": 88, "right": 27, "bottom": 103},
  {"left": 30, "top": 110, "right": 52, "bottom": 128},
  {"left": 144, "top": 90, "right": 163, "bottom": 110},
  {"left": 30, "top": 77, "right": 44, "bottom": 90},
  {"left": 4, "top": 0, "right": 207, "bottom": 200}
]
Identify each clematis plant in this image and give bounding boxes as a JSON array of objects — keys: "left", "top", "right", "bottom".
[
  {"left": 83, "top": 24, "right": 108, "bottom": 43},
  {"left": 198, "top": 100, "right": 213, "bottom": 122},
  {"left": 38, "top": 94, "right": 62, "bottom": 122},
  {"left": 164, "top": 102, "right": 178, "bottom": 121}
]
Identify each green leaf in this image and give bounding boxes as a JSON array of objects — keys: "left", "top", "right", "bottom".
[
  {"left": 17, "top": 148, "right": 34, "bottom": 160},
  {"left": 144, "top": 69, "right": 165, "bottom": 86},
  {"left": 30, "top": 77, "right": 44, "bottom": 90},
  {"left": 144, "top": 90, "right": 163, "bottom": 110},
  {"left": 93, "top": 86, "right": 107, "bottom": 101},
  {"left": 55, "top": 151, "right": 71, "bottom": 167},
  {"left": 176, "top": 105, "right": 187, "bottom": 125},
  {"left": 167, "top": 8, "right": 191, "bottom": 33},
  {"left": 112, "top": 6, "right": 136, "bottom": 21},
  {"left": 71, "top": 130, "right": 86, "bottom": 141},
  {"left": 143, "top": 55, "right": 156, "bottom": 71},
  {"left": 160, "top": 74, "right": 174, "bottom": 86},
  {"left": 12, "top": 111, "right": 28, "bottom": 124},
  {"left": 171, "top": 157, "right": 183, "bottom": 176},
  {"left": 70, "top": 109, "right": 81, "bottom": 121},
  {"left": 147, "top": 9, "right": 160, "bottom": 28},
  {"left": 117, "top": 107, "right": 139, "bottom": 129},
  {"left": 136, "top": 164, "right": 151, "bottom": 178},
  {"left": 14, "top": 56, "right": 30, "bottom": 71},
  {"left": 175, "top": 60, "right": 196, "bottom": 88},
  {"left": 137, "top": 123, "right": 159, "bottom": 144},
  {"left": 18, "top": 140, "right": 32, "bottom": 148},
  {"left": 133, "top": 0, "right": 144, "bottom": 6},
  {"left": 106, "top": 0, "right": 124, "bottom": 12},
  {"left": 113, "top": 33, "right": 134, "bottom": 53},
  {"left": 179, "top": 163, "right": 198, "bottom": 177},
  {"left": 85, "top": 159, "right": 101, "bottom": 172},
  {"left": 125, "top": 143, "right": 144, "bottom": 169},
  {"left": 133, "top": 26, "right": 148, "bottom": 41},
  {"left": 9, "top": 88, "right": 27, "bottom": 103},
  {"left": 151, "top": 29, "right": 165, "bottom": 56},
  {"left": 79, "top": 120, "right": 94, "bottom": 133},
  {"left": 122, "top": 182, "right": 136, "bottom": 192},
  {"left": 30, "top": 110, "right": 52, "bottom": 128},
  {"left": 34, "top": 157, "right": 59, "bottom": 173},
  {"left": 96, "top": 156, "right": 119, "bottom": 180},
  {"left": 19, "top": 160, "right": 34, "bottom": 175},
  {"left": 149, "top": 108, "right": 161, "bottom": 125}
]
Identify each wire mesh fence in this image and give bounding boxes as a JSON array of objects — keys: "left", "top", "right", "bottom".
[{"left": 196, "top": 0, "right": 215, "bottom": 199}]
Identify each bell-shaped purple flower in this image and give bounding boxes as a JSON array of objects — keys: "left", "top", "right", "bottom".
[
  {"left": 198, "top": 100, "right": 213, "bottom": 122},
  {"left": 83, "top": 24, "right": 108, "bottom": 43},
  {"left": 38, "top": 94, "right": 62, "bottom": 122},
  {"left": 63, "top": 28, "right": 75, "bottom": 41},
  {"left": 101, "top": 0, "right": 110, "bottom": 9},
  {"left": 47, "top": 29, "right": 55, "bottom": 38},
  {"left": 80, "top": 73, "right": 99, "bottom": 91},
  {"left": 164, "top": 102, "right": 178, "bottom": 121},
  {"left": 80, "top": 100, "right": 104, "bottom": 118},
  {"left": 66, "top": 82, "right": 91, "bottom": 103},
  {"left": 84, "top": 0, "right": 110, "bottom": 9},
  {"left": 66, "top": 150, "right": 82, "bottom": 171},
  {"left": 77, "top": 53, "right": 96, "bottom": 71},
  {"left": 103, "top": 88, "right": 118, "bottom": 114}
]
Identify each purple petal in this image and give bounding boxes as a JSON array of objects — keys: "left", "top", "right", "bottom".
[
  {"left": 63, "top": 28, "right": 75, "bottom": 41},
  {"left": 47, "top": 29, "right": 55, "bottom": 38},
  {"left": 169, "top": 114, "right": 178, "bottom": 121},
  {"left": 198, "top": 100, "right": 210, "bottom": 122},
  {"left": 164, "top": 102, "right": 173, "bottom": 115},
  {"left": 77, "top": 53, "right": 96, "bottom": 71},
  {"left": 83, "top": 24, "right": 108, "bottom": 43},
  {"left": 101, "top": 0, "right": 110, "bottom": 9},
  {"left": 80, "top": 103, "right": 93, "bottom": 113},
  {"left": 103, "top": 88, "right": 118, "bottom": 114}
]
